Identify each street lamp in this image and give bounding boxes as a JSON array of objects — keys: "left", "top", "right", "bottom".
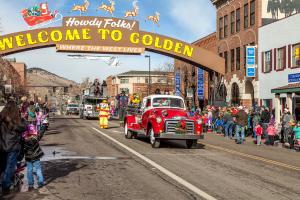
[{"left": 145, "top": 55, "right": 151, "bottom": 95}]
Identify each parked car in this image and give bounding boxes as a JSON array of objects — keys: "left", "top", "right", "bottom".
[{"left": 124, "top": 95, "right": 204, "bottom": 148}]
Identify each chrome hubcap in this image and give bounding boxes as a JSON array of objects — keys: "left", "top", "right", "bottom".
[{"left": 150, "top": 129, "right": 155, "bottom": 144}]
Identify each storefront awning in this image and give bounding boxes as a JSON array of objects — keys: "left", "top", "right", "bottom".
[{"left": 271, "top": 83, "right": 300, "bottom": 94}]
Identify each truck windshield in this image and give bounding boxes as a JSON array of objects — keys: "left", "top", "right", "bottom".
[
  {"left": 152, "top": 98, "right": 185, "bottom": 109},
  {"left": 84, "top": 99, "right": 103, "bottom": 105}
]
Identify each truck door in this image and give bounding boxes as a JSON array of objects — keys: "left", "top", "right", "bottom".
[{"left": 142, "top": 98, "right": 151, "bottom": 131}]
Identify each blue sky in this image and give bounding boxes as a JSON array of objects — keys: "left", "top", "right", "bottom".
[{"left": 1, "top": 0, "right": 216, "bottom": 82}]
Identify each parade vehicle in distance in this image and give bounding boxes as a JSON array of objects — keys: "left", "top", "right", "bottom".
[
  {"left": 66, "top": 103, "right": 80, "bottom": 115},
  {"left": 124, "top": 95, "right": 203, "bottom": 148},
  {"left": 79, "top": 96, "right": 106, "bottom": 119}
]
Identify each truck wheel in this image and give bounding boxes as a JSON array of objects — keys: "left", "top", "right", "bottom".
[
  {"left": 149, "top": 128, "right": 160, "bottom": 148},
  {"left": 186, "top": 140, "right": 197, "bottom": 149},
  {"left": 124, "top": 122, "right": 132, "bottom": 139}
]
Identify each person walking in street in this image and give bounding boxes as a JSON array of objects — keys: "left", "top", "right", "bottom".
[
  {"left": 282, "top": 108, "right": 293, "bottom": 146},
  {"left": 224, "top": 108, "right": 234, "bottom": 139},
  {"left": 235, "top": 106, "right": 248, "bottom": 144},
  {"left": 28, "top": 101, "right": 37, "bottom": 125},
  {"left": 22, "top": 124, "right": 45, "bottom": 190},
  {"left": 261, "top": 107, "right": 271, "bottom": 141},
  {"left": 0, "top": 101, "right": 27, "bottom": 194},
  {"left": 255, "top": 122, "right": 263, "bottom": 145}
]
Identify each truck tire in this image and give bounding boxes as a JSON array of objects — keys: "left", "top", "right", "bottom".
[
  {"left": 124, "top": 122, "right": 133, "bottom": 139},
  {"left": 186, "top": 139, "right": 197, "bottom": 149},
  {"left": 149, "top": 128, "right": 160, "bottom": 148}
]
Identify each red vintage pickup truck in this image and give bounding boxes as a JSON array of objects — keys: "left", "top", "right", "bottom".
[{"left": 124, "top": 95, "right": 203, "bottom": 148}]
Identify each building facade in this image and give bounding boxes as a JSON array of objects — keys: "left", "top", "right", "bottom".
[
  {"left": 9, "top": 60, "right": 27, "bottom": 86},
  {"left": 259, "top": 13, "right": 300, "bottom": 122},
  {"left": 107, "top": 70, "right": 174, "bottom": 98},
  {"left": 174, "top": 33, "right": 217, "bottom": 109}
]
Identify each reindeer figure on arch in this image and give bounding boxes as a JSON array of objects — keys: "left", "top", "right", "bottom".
[
  {"left": 97, "top": 0, "right": 116, "bottom": 17},
  {"left": 71, "top": 0, "right": 90, "bottom": 16},
  {"left": 146, "top": 12, "right": 160, "bottom": 32},
  {"left": 124, "top": 0, "right": 139, "bottom": 19}
]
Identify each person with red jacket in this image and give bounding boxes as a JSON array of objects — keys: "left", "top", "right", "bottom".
[{"left": 254, "top": 122, "right": 263, "bottom": 145}]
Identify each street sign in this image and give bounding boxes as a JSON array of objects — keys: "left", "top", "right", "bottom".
[
  {"left": 197, "top": 68, "right": 204, "bottom": 99},
  {"left": 246, "top": 66, "right": 256, "bottom": 77},
  {"left": 247, "top": 57, "right": 255, "bottom": 65},
  {"left": 175, "top": 70, "right": 180, "bottom": 96},
  {"left": 288, "top": 73, "right": 300, "bottom": 83}
]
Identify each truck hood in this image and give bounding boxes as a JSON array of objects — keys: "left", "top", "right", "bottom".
[{"left": 152, "top": 108, "right": 188, "bottom": 119}]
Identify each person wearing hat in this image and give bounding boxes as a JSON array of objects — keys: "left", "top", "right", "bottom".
[
  {"left": 261, "top": 107, "right": 271, "bottom": 140},
  {"left": 22, "top": 124, "right": 45, "bottom": 190},
  {"left": 97, "top": 100, "right": 110, "bottom": 129},
  {"left": 282, "top": 108, "right": 292, "bottom": 145},
  {"left": 235, "top": 106, "right": 248, "bottom": 144}
]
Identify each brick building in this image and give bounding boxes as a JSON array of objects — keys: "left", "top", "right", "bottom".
[
  {"left": 211, "top": 0, "right": 264, "bottom": 107},
  {"left": 106, "top": 70, "right": 174, "bottom": 99}
]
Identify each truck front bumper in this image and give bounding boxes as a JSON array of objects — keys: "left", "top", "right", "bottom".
[{"left": 156, "top": 133, "right": 204, "bottom": 140}]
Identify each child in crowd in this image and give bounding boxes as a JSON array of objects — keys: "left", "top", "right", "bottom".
[
  {"left": 22, "top": 124, "right": 44, "bottom": 190},
  {"left": 293, "top": 121, "right": 300, "bottom": 140},
  {"left": 267, "top": 122, "right": 277, "bottom": 145},
  {"left": 36, "top": 108, "right": 43, "bottom": 132},
  {"left": 255, "top": 122, "right": 263, "bottom": 145},
  {"left": 215, "top": 116, "right": 224, "bottom": 134}
]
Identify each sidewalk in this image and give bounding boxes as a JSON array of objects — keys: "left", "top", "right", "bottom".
[{"left": 202, "top": 131, "right": 300, "bottom": 168}]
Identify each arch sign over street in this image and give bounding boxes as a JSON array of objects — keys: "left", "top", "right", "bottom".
[{"left": 0, "top": 17, "right": 224, "bottom": 75}]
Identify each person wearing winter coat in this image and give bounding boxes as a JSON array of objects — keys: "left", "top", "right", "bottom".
[
  {"left": 22, "top": 124, "right": 45, "bottom": 189},
  {"left": 234, "top": 106, "right": 248, "bottom": 144},
  {"left": 282, "top": 109, "right": 293, "bottom": 145},
  {"left": 27, "top": 101, "right": 37, "bottom": 125},
  {"left": 267, "top": 123, "right": 277, "bottom": 145},
  {"left": 0, "top": 101, "right": 27, "bottom": 194},
  {"left": 254, "top": 122, "right": 263, "bottom": 145}
]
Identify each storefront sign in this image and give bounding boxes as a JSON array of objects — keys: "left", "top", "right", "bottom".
[
  {"left": 288, "top": 73, "right": 300, "bottom": 83},
  {"left": 0, "top": 16, "right": 225, "bottom": 75},
  {"left": 246, "top": 46, "right": 256, "bottom": 66},
  {"left": 197, "top": 68, "right": 204, "bottom": 100},
  {"left": 175, "top": 70, "right": 180, "bottom": 96},
  {"left": 4, "top": 85, "right": 12, "bottom": 94}
]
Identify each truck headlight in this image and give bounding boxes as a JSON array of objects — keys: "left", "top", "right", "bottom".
[
  {"left": 197, "top": 119, "right": 202, "bottom": 125},
  {"left": 156, "top": 117, "right": 162, "bottom": 123}
]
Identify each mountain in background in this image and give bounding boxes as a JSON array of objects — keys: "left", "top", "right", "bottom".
[{"left": 27, "top": 68, "right": 78, "bottom": 87}]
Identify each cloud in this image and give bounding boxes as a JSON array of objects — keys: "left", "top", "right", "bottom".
[{"left": 168, "top": 0, "right": 216, "bottom": 41}]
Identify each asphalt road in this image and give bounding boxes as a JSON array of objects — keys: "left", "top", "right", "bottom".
[{"left": 4, "top": 116, "right": 300, "bottom": 200}]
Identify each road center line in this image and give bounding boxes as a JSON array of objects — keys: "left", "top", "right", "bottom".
[
  {"left": 92, "top": 127, "right": 217, "bottom": 200},
  {"left": 202, "top": 143, "right": 300, "bottom": 171}
]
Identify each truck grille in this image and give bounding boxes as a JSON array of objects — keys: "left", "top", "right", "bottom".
[{"left": 165, "top": 120, "right": 195, "bottom": 134}]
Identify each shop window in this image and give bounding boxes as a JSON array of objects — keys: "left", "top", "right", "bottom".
[
  {"left": 264, "top": 51, "right": 271, "bottom": 72},
  {"left": 244, "top": 3, "right": 249, "bottom": 29},
  {"left": 219, "top": 17, "right": 223, "bottom": 39},
  {"left": 236, "top": 47, "right": 240, "bottom": 70},
  {"left": 276, "top": 47, "right": 286, "bottom": 70},
  {"left": 224, "top": 51, "right": 228, "bottom": 73},
  {"left": 224, "top": 15, "right": 228, "bottom": 38},
  {"left": 231, "top": 11, "right": 235, "bottom": 34},
  {"left": 231, "top": 49, "right": 235, "bottom": 71},
  {"left": 236, "top": 8, "right": 241, "bottom": 32},
  {"left": 292, "top": 43, "right": 300, "bottom": 68},
  {"left": 250, "top": 0, "right": 255, "bottom": 26}
]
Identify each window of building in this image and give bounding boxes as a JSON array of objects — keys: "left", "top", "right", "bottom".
[
  {"left": 137, "top": 77, "right": 140, "bottom": 83},
  {"left": 277, "top": 47, "right": 286, "bottom": 70},
  {"left": 250, "top": 0, "right": 255, "bottom": 26},
  {"left": 231, "top": 49, "right": 235, "bottom": 71},
  {"left": 236, "top": 8, "right": 241, "bottom": 32},
  {"left": 157, "top": 77, "right": 167, "bottom": 83},
  {"left": 224, "top": 51, "right": 228, "bottom": 73},
  {"left": 231, "top": 11, "right": 235, "bottom": 34},
  {"left": 236, "top": 47, "right": 240, "bottom": 70},
  {"left": 145, "top": 78, "right": 152, "bottom": 84},
  {"left": 224, "top": 15, "right": 228, "bottom": 38},
  {"left": 120, "top": 78, "right": 129, "bottom": 84},
  {"left": 292, "top": 43, "right": 300, "bottom": 68},
  {"left": 219, "top": 53, "right": 223, "bottom": 57},
  {"left": 264, "top": 51, "right": 271, "bottom": 72},
  {"left": 219, "top": 17, "right": 223, "bottom": 39},
  {"left": 244, "top": 3, "right": 249, "bottom": 28}
]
